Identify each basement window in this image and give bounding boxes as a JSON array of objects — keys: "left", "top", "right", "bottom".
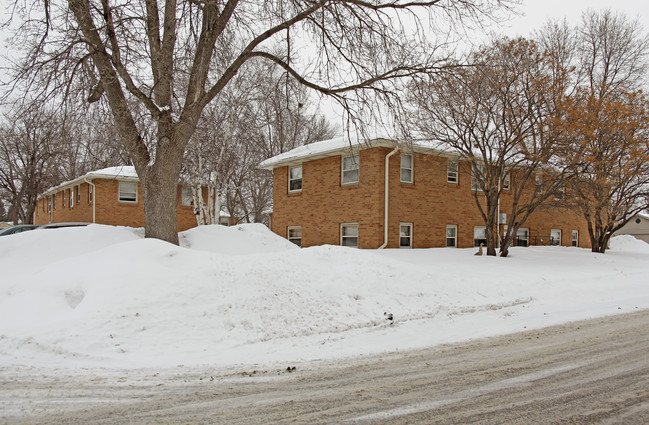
[
  {"left": 341, "top": 223, "right": 359, "bottom": 248},
  {"left": 400, "top": 223, "right": 413, "bottom": 248},
  {"left": 288, "top": 226, "right": 302, "bottom": 247},
  {"left": 118, "top": 181, "right": 138, "bottom": 203}
]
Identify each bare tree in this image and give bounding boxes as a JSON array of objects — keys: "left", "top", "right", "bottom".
[
  {"left": 408, "top": 37, "right": 570, "bottom": 256},
  {"left": 0, "top": 106, "right": 64, "bottom": 224},
  {"left": 6, "top": 0, "right": 513, "bottom": 244}
]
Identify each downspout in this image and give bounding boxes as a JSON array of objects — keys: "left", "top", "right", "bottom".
[
  {"left": 378, "top": 146, "right": 400, "bottom": 249},
  {"left": 84, "top": 178, "right": 96, "bottom": 224}
]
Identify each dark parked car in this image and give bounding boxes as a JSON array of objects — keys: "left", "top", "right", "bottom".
[
  {"left": 37, "top": 222, "right": 90, "bottom": 229},
  {"left": 0, "top": 224, "right": 40, "bottom": 236}
]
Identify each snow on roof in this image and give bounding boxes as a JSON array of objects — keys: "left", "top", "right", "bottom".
[
  {"left": 257, "top": 136, "right": 460, "bottom": 170},
  {"left": 87, "top": 165, "right": 139, "bottom": 179},
  {"left": 40, "top": 165, "right": 138, "bottom": 198}
]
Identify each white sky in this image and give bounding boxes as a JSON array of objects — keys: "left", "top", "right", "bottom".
[{"left": 500, "top": 0, "right": 648, "bottom": 37}]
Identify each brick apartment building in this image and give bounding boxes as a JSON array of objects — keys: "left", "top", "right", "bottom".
[
  {"left": 259, "top": 137, "right": 590, "bottom": 249},
  {"left": 34, "top": 166, "right": 233, "bottom": 230}
]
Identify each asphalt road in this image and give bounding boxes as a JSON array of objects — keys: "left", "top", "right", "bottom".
[{"left": 3, "top": 309, "right": 649, "bottom": 424}]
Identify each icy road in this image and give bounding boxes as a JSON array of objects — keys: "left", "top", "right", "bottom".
[{"left": 3, "top": 309, "right": 649, "bottom": 424}]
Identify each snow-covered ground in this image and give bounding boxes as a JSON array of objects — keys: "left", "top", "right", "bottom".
[{"left": 1, "top": 224, "right": 648, "bottom": 371}]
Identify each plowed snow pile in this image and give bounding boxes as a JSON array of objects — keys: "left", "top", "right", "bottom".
[{"left": 1, "top": 225, "right": 648, "bottom": 369}]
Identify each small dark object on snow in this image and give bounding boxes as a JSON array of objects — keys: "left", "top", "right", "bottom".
[
  {"left": 286, "top": 366, "right": 296, "bottom": 372},
  {"left": 384, "top": 312, "right": 394, "bottom": 324}
]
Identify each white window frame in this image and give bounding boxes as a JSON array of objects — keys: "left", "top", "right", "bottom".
[
  {"left": 502, "top": 172, "right": 510, "bottom": 191},
  {"left": 447, "top": 159, "right": 458, "bottom": 184},
  {"left": 181, "top": 187, "right": 193, "bottom": 207},
  {"left": 287, "top": 226, "right": 302, "bottom": 247},
  {"left": 550, "top": 229, "right": 561, "bottom": 246},
  {"left": 88, "top": 184, "right": 93, "bottom": 203},
  {"left": 535, "top": 173, "right": 543, "bottom": 195},
  {"left": 288, "top": 165, "right": 303, "bottom": 193},
  {"left": 118, "top": 181, "right": 138, "bottom": 203},
  {"left": 474, "top": 226, "right": 487, "bottom": 247},
  {"left": 340, "top": 223, "right": 359, "bottom": 248},
  {"left": 219, "top": 216, "right": 230, "bottom": 226},
  {"left": 446, "top": 224, "right": 457, "bottom": 248},
  {"left": 341, "top": 154, "right": 360, "bottom": 186},
  {"left": 400, "top": 154, "right": 413, "bottom": 184},
  {"left": 516, "top": 227, "right": 529, "bottom": 247},
  {"left": 399, "top": 223, "right": 413, "bottom": 248},
  {"left": 471, "top": 164, "right": 485, "bottom": 191},
  {"left": 572, "top": 230, "right": 578, "bottom": 247},
  {"left": 69, "top": 188, "right": 74, "bottom": 208}
]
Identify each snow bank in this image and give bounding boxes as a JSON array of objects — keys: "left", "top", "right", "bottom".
[{"left": 0, "top": 225, "right": 648, "bottom": 370}]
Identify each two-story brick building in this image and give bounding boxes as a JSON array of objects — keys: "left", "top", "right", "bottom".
[
  {"left": 34, "top": 166, "right": 233, "bottom": 230},
  {"left": 259, "top": 137, "right": 590, "bottom": 249}
]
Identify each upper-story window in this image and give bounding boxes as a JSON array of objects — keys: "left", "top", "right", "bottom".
[
  {"left": 289, "top": 165, "right": 302, "bottom": 192},
  {"left": 118, "top": 181, "right": 138, "bottom": 203},
  {"left": 471, "top": 164, "right": 485, "bottom": 191},
  {"left": 447, "top": 159, "right": 458, "bottom": 184},
  {"left": 342, "top": 154, "right": 359, "bottom": 185},
  {"left": 502, "top": 172, "right": 510, "bottom": 190},
  {"left": 400, "top": 154, "right": 413, "bottom": 183}
]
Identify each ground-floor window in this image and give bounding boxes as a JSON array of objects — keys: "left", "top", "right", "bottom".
[
  {"left": 474, "top": 226, "right": 487, "bottom": 247},
  {"left": 550, "top": 229, "right": 562, "bottom": 246},
  {"left": 288, "top": 226, "right": 302, "bottom": 247},
  {"left": 400, "top": 223, "right": 413, "bottom": 248},
  {"left": 446, "top": 225, "right": 457, "bottom": 247},
  {"left": 341, "top": 223, "right": 359, "bottom": 248},
  {"left": 516, "top": 228, "right": 529, "bottom": 247},
  {"left": 572, "top": 230, "right": 578, "bottom": 247}
]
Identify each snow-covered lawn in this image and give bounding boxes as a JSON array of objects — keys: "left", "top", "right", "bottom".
[{"left": 1, "top": 224, "right": 648, "bottom": 371}]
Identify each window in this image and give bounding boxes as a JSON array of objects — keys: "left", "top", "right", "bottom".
[
  {"left": 471, "top": 164, "right": 485, "bottom": 191},
  {"left": 535, "top": 173, "right": 543, "bottom": 195},
  {"left": 289, "top": 165, "right": 302, "bottom": 192},
  {"left": 474, "top": 226, "right": 487, "bottom": 247},
  {"left": 342, "top": 155, "right": 359, "bottom": 185},
  {"left": 341, "top": 223, "right": 358, "bottom": 247},
  {"left": 118, "top": 181, "right": 138, "bottom": 203},
  {"left": 502, "top": 172, "right": 510, "bottom": 191},
  {"left": 181, "top": 187, "right": 193, "bottom": 207},
  {"left": 70, "top": 189, "right": 74, "bottom": 208},
  {"left": 400, "top": 223, "right": 413, "bottom": 248},
  {"left": 550, "top": 229, "right": 561, "bottom": 246},
  {"left": 53, "top": 193, "right": 56, "bottom": 210},
  {"left": 446, "top": 225, "right": 457, "bottom": 247},
  {"left": 88, "top": 184, "right": 93, "bottom": 203},
  {"left": 288, "top": 226, "right": 302, "bottom": 247},
  {"left": 572, "top": 230, "right": 578, "bottom": 247},
  {"left": 400, "top": 154, "right": 413, "bottom": 183},
  {"left": 447, "top": 159, "right": 458, "bottom": 184},
  {"left": 516, "top": 228, "right": 529, "bottom": 247},
  {"left": 76, "top": 185, "right": 81, "bottom": 203},
  {"left": 47, "top": 196, "right": 52, "bottom": 213},
  {"left": 62, "top": 190, "right": 66, "bottom": 207},
  {"left": 219, "top": 216, "right": 229, "bottom": 226}
]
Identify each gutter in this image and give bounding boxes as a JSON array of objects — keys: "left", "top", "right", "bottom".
[
  {"left": 83, "top": 177, "right": 96, "bottom": 224},
  {"left": 378, "top": 146, "right": 400, "bottom": 249}
]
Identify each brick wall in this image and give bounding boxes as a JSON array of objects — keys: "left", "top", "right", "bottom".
[
  {"left": 35, "top": 179, "right": 203, "bottom": 232},
  {"left": 271, "top": 146, "right": 590, "bottom": 249}
]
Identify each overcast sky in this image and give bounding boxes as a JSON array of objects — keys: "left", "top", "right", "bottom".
[{"left": 499, "top": 0, "right": 648, "bottom": 37}]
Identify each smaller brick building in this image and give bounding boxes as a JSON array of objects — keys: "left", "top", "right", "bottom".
[
  {"left": 259, "top": 137, "right": 590, "bottom": 249},
  {"left": 34, "top": 166, "right": 233, "bottom": 231}
]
